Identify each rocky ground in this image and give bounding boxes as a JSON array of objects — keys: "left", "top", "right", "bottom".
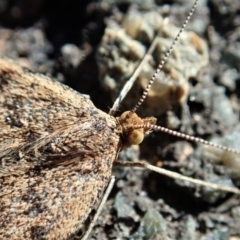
[{"left": 0, "top": 0, "right": 240, "bottom": 239}]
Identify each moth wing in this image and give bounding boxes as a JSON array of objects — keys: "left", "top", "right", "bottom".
[
  {"left": 0, "top": 147, "right": 117, "bottom": 239},
  {"left": 0, "top": 58, "right": 121, "bottom": 239}
]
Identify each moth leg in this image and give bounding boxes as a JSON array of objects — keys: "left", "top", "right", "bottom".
[
  {"left": 110, "top": 35, "right": 158, "bottom": 115},
  {"left": 81, "top": 176, "right": 116, "bottom": 240},
  {"left": 114, "top": 160, "right": 240, "bottom": 195}
]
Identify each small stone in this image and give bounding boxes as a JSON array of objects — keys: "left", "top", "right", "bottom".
[{"left": 134, "top": 208, "right": 169, "bottom": 240}]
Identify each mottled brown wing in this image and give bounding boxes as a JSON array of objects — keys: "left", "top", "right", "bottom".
[{"left": 0, "top": 58, "right": 121, "bottom": 239}]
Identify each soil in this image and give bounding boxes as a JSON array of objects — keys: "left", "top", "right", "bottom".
[{"left": 0, "top": 0, "right": 240, "bottom": 239}]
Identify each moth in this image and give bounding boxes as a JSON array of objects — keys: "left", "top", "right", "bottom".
[{"left": 0, "top": 0, "right": 239, "bottom": 239}]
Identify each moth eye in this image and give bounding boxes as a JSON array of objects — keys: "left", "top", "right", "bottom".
[{"left": 128, "top": 129, "right": 144, "bottom": 145}]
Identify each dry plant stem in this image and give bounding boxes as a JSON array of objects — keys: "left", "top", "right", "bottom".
[
  {"left": 81, "top": 176, "right": 116, "bottom": 240},
  {"left": 109, "top": 36, "right": 159, "bottom": 116},
  {"left": 114, "top": 161, "right": 240, "bottom": 195}
]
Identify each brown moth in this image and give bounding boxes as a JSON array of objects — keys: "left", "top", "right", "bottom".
[{"left": 0, "top": 0, "right": 240, "bottom": 239}]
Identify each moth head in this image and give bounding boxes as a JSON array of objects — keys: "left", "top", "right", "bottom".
[{"left": 117, "top": 110, "right": 157, "bottom": 146}]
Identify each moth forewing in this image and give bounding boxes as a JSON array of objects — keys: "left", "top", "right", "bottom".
[{"left": 0, "top": 58, "right": 121, "bottom": 239}]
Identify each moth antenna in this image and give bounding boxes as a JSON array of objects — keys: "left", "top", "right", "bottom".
[
  {"left": 109, "top": 36, "right": 158, "bottom": 116},
  {"left": 133, "top": 123, "right": 240, "bottom": 155},
  {"left": 131, "top": 0, "right": 199, "bottom": 113},
  {"left": 114, "top": 161, "right": 240, "bottom": 195}
]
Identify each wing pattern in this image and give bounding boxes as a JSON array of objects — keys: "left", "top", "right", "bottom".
[{"left": 0, "top": 58, "right": 121, "bottom": 239}]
